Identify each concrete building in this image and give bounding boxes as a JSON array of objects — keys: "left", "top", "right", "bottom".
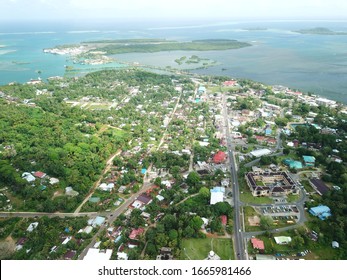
[{"left": 245, "top": 172, "right": 297, "bottom": 197}]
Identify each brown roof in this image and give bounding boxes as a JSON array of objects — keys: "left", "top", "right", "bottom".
[{"left": 310, "top": 179, "right": 329, "bottom": 195}]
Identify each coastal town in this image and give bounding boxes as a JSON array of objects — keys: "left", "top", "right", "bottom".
[{"left": 0, "top": 68, "right": 346, "bottom": 260}]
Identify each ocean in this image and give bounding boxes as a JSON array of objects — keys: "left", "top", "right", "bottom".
[{"left": 0, "top": 20, "right": 346, "bottom": 103}]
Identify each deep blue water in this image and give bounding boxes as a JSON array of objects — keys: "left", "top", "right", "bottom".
[{"left": 0, "top": 20, "right": 346, "bottom": 103}]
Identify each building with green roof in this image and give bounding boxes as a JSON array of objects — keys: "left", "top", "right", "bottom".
[{"left": 303, "top": 155, "right": 315, "bottom": 167}]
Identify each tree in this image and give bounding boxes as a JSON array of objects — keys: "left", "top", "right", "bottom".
[
  {"left": 189, "top": 216, "right": 203, "bottom": 231},
  {"left": 212, "top": 202, "right": 233, "bottom": 217},
  {"left": 186, "top": 171, "right": 200, "bottom": 187},
  {"left": 291, "top": 236, "right": 305, "bottom": 249},
  {"left": 199, "top": 187, "right": 210, "bottom": 199},
  {"left": 259, "top": 216, "right": 273, "bottom": 230},
  {"left": 210, "top": 219, "right": 223, "bottom": 233}
]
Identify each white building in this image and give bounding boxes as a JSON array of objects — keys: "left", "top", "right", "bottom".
[
  {"left": 250, "top": 148, "right": 272, "bottom": 158},
  {"left": 210, "top": 187, "right": 225, "bottom": 205}
]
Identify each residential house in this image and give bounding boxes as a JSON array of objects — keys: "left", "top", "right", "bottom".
[
  {"left": 22, "top": 172, "right": 35, "bottom": 183},
  {"left": 156, "top": 247, "right": 173, "bottom": 260},
  {"left": 33, "top": 171, "right": 46, "bottom": 179},
  {"left": 129, "top": 228, "right": 145, "bottom": 240},
  {"left": 251, "top": 238, "right": 265, "bottom": 253},
  {"left": 131, "top": 193, "right": 152, "bottom": 209},
  {"left": 213, "top": 151, "right": 226, "bottom": 164},
  {"left": 27, "top": 222, "right": 39, "bottom": 232},
  {"left": 64, "top": 250, "right": 76, "bottom": 260}
]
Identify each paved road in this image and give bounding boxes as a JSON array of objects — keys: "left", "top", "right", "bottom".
[{"left": 222, "top": 93, "right": 245, "bottom": 260}]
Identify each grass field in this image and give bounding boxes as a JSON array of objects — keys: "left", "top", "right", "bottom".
[
  {"left": 181, "top": 238, "right": 234, "bottom": 260},
  {"left": 240, "top": 191, "right": 273, "bottom": 204}
]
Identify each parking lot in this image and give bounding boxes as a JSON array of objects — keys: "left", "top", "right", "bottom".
[{"left": 257, "top": 205, "right": 300, "bottom": 221}]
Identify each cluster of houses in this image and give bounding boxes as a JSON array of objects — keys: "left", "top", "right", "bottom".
[{"left": 21, "top": 171, "right": 60, "bottom": 191}]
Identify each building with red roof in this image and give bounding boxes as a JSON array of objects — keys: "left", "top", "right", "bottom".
[
  {"left": 129, "top": 228, "right": 145, "bottom": 240},
  {"left": 33, "top": 171, "right": 46, "bottom": 179},
  {"left": 220, "top": 215, "right": 227, "bottom": 226},
  {"left": 213, "top": 151, "right": 226, "bottom": 164},
  {"left": 251, "top": 238, "right": 265, "bottom": 253},
  {"left": 223, "top": 80, "right": 237, "bottom": 86}
]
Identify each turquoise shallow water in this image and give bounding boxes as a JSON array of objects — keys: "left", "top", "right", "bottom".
[{"left": 0, "top": 20, "right": 346, "bottom": 103}]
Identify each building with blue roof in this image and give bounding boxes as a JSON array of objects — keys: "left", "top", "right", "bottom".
[
  {"left": 198, "top": 86, "right": 206, "bottom": 94},
  {"left": 309, "top": 205, "right": 331, "bottom": 220},
  {"left": 283, "top": 159, "right": 303, "bottom": 169},
  {"left": 303, "top": 156, "right": 315, "bottom": 167}
]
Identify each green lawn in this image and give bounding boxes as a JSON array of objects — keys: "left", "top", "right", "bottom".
[
  {"left": 286, "top": 194, "right": 300, "bottom": 203},
  {"left": 240, "top": 191, "right": 272, "bottom": 204},
  {"left": 181, "top": 238, "right": 234, "bottom": 260}
]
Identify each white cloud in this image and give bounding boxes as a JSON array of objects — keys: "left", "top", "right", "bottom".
[{"left": 1, "top": 0, "right": 347, "bottom": 20}]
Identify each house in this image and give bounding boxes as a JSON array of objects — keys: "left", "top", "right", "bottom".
[
  {"left": 156, "top": 247, "right": 173, "bottom": 260},
  {"left": 83, "top": 248, "right": 113, "bottom": 260},
  {"left": 210, "top": 187, "right": 225, "bottom": 205},
  {"left": 65, "top": 186, "right": 79, "bottom": 197},
  {"left": 223, "top": 80, "right": 237, "bottom": 86},
  {"left": 33, "top": 171, "right": 46, "bottom": 179},
  {"left": 64, "top": 250, "right": 76, "bottom": 260},
  {"left": 332, "top": 241, "right": 339, "bottom": 249},
  {"left": 309, "top": 179, "right": 330, "bottom": 196},
  {"left": 61, "top": 236, "right": 72, "bottom": 245},
  {"left": 198, "top": 86, "right": 206, "bottom": 94},
  {"left": 88, "top": 216, "right": 106, "bottom": 227},
  {"left": 251, "top": 238, "right": 265, "bottom": 253},
  {"left": 99, "top": 183, "right": 114, "bottom": 191},
  {"left": 131, "top": 193, "right": 152, "bottom": 209},
  {"left": 22, "top": 172, "right": 35, "bottom": 183},
  {"left": 129, "top": 228, "right": 145, "bottom": 240},
  {"left": 220, "top": 215, "right": 227, "bottom": 226},
  {"left": 274, "top": 236, "right": 292, "bottom": 245},
  {"left": 265, "top": 128, "right": 272, "bottom": 136},
  {"left": 16, "top": 237, "right": 27, "bottom": 251},
  {"left": 303, "top": 156, "right": 315, "bottom": 167},
  {"left": 27, "top": 222, "right": 39, "bottom": 232},
  {"left": 117, "top": 252, "right": 128, "bottom": 260},
  {"left": 213, "top": 151, "right": 226, "bottom": 164},
  {"left": 49, "top": 177, "right": 59, "bottom": 185},
  {"left": 309, "top": 205, "right": 331, "bottom": 220}
]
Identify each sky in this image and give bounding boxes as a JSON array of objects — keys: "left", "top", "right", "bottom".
[{"left": 1, "top": 0, "right": 347, "bottom": 22}]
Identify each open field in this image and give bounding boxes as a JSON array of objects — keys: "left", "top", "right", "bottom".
[{"left": 181, "top": 238, "right": 234, "bottom": 260}]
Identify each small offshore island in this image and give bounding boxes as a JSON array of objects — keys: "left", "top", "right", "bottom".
[{"left": 293, "top": 27, "right": 347, "bottom": 35}]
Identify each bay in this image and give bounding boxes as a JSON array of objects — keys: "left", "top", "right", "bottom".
[{"left": 0, "top": 20, "right": 346, "bottom": 103}]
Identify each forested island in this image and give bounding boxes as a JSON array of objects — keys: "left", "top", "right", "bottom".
[
  {"left": 43, "top": 39, "right": 251, "bottom": 65},
  {"left": 294, "top": 27, "right": 347, "bottom": 35}
]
